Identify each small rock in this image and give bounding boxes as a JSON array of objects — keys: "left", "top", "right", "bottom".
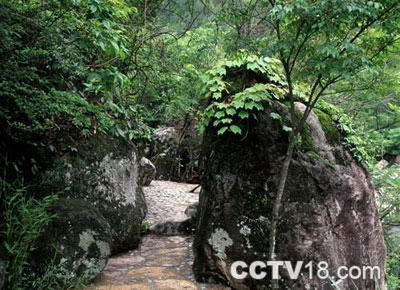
[
  {"left": 184, "top": 202, "right": 199, "bottom": 219},
  {"left": 139, "top": 157, "right": 156, "bottom": 186},
  {"left": 375, "top": 159, "right": 389, "bottom": 169}
]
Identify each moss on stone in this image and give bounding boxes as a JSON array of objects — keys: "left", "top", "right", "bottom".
[
  {"left": 322, "top": 158, "right": 336, "bottom": 172},
  {"left": 301, "top": 127, "right": 316, "bottom": 152},
  {"left": 292, "top": 107, "right": 317, "bottom": 153},
  {"left": 307, "top": 151, "right": 321, "bottom": 160},
  {"left": 314, "top": 109, "right": 340, "bottom": 145}
]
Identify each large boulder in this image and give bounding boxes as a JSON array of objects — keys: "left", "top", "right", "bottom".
[
  {"left": 150, "top": 121, "right": 202, "bottom": 183},
  {"left": 151, "top": 127, "right": 180, "bottom": 180},
  {"left": 0, "top": 259, "right": 4, "bottom": 290},
  {"left": 34, "top": 199, "right": 112, "bottom": 283},
  {"left": 193, "top": 101, "right": 386, "bottom": 289},
  {"left": 42, "top": 135, "right": 147, "bottom": 254}
]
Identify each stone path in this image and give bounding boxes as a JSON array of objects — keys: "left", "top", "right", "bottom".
[
  {"left": 89, "top": 181, "right": 229, "bottom": 290},
  {"left": 144, "top": 181, "right": 200, "bottom": 226}
]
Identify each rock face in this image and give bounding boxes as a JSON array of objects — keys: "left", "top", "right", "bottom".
[
  {"left": 44, "top": 135, "right": 147, "bottom": 254},
  {"left": 139, "top": 157, "right": 156, "bottom": 186},
  {"left": 150, "top": 122, "right": 202, "bottom": 183},
  {"left": 193, "top": 101, "right": 387, "bottom": 289},
  {"left": 37, "top": 135, "right": 147, "bottom": 282},
  {"left": 375, "top": 159, "right": 389, "bottom": 169},
  {"left": 151, "top": 127, "right": 179, "bottom": 180},
  {"left": 35, "top": 199, "right": 112, "bottom": 283},
  {"left": 0, "top": 259, "right": 5, "bottom": 290}
]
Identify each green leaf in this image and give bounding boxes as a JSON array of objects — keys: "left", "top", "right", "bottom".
[
  {"left": 213, "top": 119, "right": 222, "bottom": 126},
  {"left": 254, "top": 103, "right": 264, "bottom": 110},
  {"left": 218, "top": 126, "right": 229, "bottom": 135},
  {"left": 212, "top": 92, "right": 222, "bottom": 99},
  {"left": 247, "top": 62, "right": 259, "bottom": 71},
  {"left": 245, "top": 102, "right": 263, "bottom": 111},
  {"left": 226, "top": 108, "right": 236, "bottom": 116},
  {"left": 283, "top": 125, "right": 292, "bottom": 132},
  {"left": 215, "top": 111, "right": 225, "bottom": 119},
  {"left": 116, "top": 126, "right": 125, "bottom": 137},
  {"left": 245, "top": 102, "right": 257, "bottom": 110},
  {"left": 233, "top": 100, "right": 245, "bottom": 109},
  {"left": 214, "top": 66, "right": 227, "bottom": 76},
  {"left": 270, "top": 112, "right": 282, "bottom": 121},
  {"left": 221, "top": 118, "right": 232, "bottom": 124},
  {"left": 230, "top": 125, "right": 242, "bottom": 135},
  {"left": 238, "top": 111, "right": 249, "bottom": 119}
]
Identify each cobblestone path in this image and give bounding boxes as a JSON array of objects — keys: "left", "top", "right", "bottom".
[{"left": 89, "top": 181, "right": 229, "bottom": 290}]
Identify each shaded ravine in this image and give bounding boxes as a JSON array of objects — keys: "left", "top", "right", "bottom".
[{"left": 88, "top": 181, "right": 229, "bottom": 290}]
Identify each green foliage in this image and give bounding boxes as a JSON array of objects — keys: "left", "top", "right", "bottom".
[
  {"left": 202, "top": 54, "right": 287, "bottom": 135},
  {"left": 0, "top": 0, "right": 150, "bottom": 150},
  {"left": 373, "top": 165, "right": 400, "bottom": 226},
  {"left": 1, "top": 0, "right": 400, "bottom": 287},
  {"left": 372, "top": 165, "right": 400, "bottom": 289},
  {"left": 133, "top": 25, "right": 222, "bottom": 126},
  {"left": 325, "top": 49, "right": 400, "bottom": 160},
  {"left": 386, "top": 103, "right": 400, "bottom": 155},
  {"left": 0, "top": 179, "right": 63, "bottom": 289},
  {"left": 316, "top": 100, "right": 377, "bottom": 166},
  {"left": 386, "top": 234, "right": 400, "bottom": 290},
  {"left": 264, "top": 0, "right": 400, "bottom": 82}
]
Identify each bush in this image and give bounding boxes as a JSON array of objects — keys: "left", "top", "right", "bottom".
[
  {"left": 373, "top": 165, "right": 400, "bottom": 289},
  {"left": 0, "top": 179, "right": 83, "bottom": 289},
  {"left": 386, "top": 234, "right": 400, "bottom": 290}
]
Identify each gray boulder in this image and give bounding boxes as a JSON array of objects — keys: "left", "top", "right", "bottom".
[
  {"left": 150, "top": 123, "right": 202, "bottom": 183},
  {"left": 193, "top": 101, "right": 386, "bottom": 289},
  {"left": 0, "top": 259, "right": 4, "bottom": 290},
  {"left": 154, "top": 127, "right": 179, "bottom": 151},
  {"left": 151, "top": 127, "right": 179, "bottom": 180},
  {"left": 42, "top": 134, "right": 147, "bottom": 254},
  {"left": 139, "top": 157, "right": 156, "bottom": 186},
  {"left": 35, "top": 199, "right": 112, "bottom": 283},
  {"left": 185, "top": 202, "right": 199, "bottom": 219}
]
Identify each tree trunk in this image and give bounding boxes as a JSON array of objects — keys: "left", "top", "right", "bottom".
[{"left": 268, "top": 133, "right": 296, "bottom": 289}]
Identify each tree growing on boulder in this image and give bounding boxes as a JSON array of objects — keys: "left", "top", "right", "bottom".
[
  {"left": 208, "top": 1, "right": 400, "bottom": 286},
  {"left": 195, "top": 0, "right": 400, "bottom": 288}
]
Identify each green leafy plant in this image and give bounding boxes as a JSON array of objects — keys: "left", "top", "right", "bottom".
[
  {"left": 372, "top": 165, "right": 400, "bottom": 290},
  {"left": 1, "top": 178, "right": 59, "bottom": 289},
  {"left": 202, "top": 54, "right": 287, "bottom": 135},
  {"left": 316, "top": 100, "right": 377, "bottom": 166},
  {"left": 386, "top": 235, "right": 400, "bottom": 290}
]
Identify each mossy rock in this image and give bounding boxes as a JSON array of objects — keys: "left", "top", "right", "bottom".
[
  {"left": 41, "top": 134, "right": 147, "bottom": 254},
  {"left": 0, "top": 259, "right": 4, "bottom": 290},
  {"left": 34, "top": 199, "right": 112, "bottom": 284},
  {"left": 194, "top": 100, "right": 385, "bottom": 289},
  {"left": 285, "top": 105, "right": 316, "bottom": 154},
  {"left": 314, "top": 108, "right": 341, "bottom": 145}
]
